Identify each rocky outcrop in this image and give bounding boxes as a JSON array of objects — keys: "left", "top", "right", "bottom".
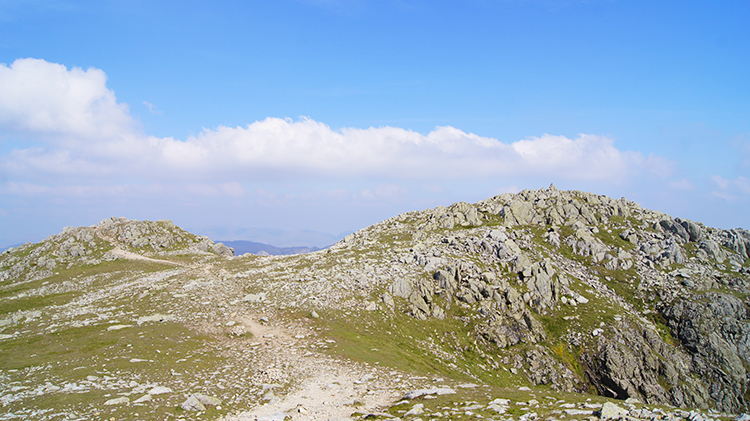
[
  {"left": 96, "top": 217, "right": 234, "bottom": 256},
  {"left": 343, "top": 186, "right": 750, "bottom": 411}
]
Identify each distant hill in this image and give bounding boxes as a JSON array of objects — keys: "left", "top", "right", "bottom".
[
  {"left": 190, "top": 226, "right": 344, "bottom": 248},
  {"left": 219, "top": 240, "right": 325, "bottom": 256}
]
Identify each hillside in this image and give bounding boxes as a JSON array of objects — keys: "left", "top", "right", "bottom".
[{"left": 1, "top": 187, "right": 748, "bottom": 421}]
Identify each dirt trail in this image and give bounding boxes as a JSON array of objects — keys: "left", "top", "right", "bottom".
[
  {"left": 221, "top": 316, "right": 405, "bottom": 421},
  {"left": 106, "top": 246, "right": 183, "bottom": 266}
]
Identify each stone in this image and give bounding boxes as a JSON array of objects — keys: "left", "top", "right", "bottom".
[
  {"left": 242, "top": 292, "right": 267, "bottom": 303},
  {"left": 148, "top": 386, "right": 172, "bottom": 395},
  {"left": 195, "top": 393, "right": 222, "bottom": 406},
  {"left": 137, "top": 314, "right": 175, "bottom": 325},
  {"left": 181, "top": 395, "right": 206, "bottom": 411},
  {"left": 390, "top": 278, "right": 413, "bottom": 298},
  {"left": 660, "top": 219, "right": 689, "bottom": 242},
  {"left": 405, "top": 403, "right": 425, "bottom": 416},
  {"left": 211, "top": 242, "right": 235, "bottom": 256},
  {"left": 380, "top": 292, "right": 395, "bottom": 308},
  {"left": 133, "top": 394, "right": 152, "bottom": 403},
  {"left": 107, "top": 324, "right": 133, "bottom": 331},
  {"left": 566, "top": 409, "right": 595, "bottom": 416},
  {"left": 104, "top": 396, "right": 129, "bottom": 405},
  {"left": 403, "top": 387, "right": 456, "bottom": 399},
  {"left": 599, "top": 402, "right": 627, "bottom": 419},
  {"left": 678, "top": 218, "right": 704, "bottom": 242}
]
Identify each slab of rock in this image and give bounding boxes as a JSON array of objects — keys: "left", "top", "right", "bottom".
[
  {"left": 566, "top": 409, "right": 595, "bottom": 416},
  {"left": 133, "top": 394, "right": 152, "bottom": 403},
  {"left": 403, "top": 387, "right": 456, "bottom": 399},
  {"left": 104, "top": 396, "right": 129, "bottom": 405},
  {"left": 148, "top": 386, "right": 172, "bottom": 395},
  {"left": 195, "top": 393, "right": 222, "bottom": 406},
  {"left": 405, "top": 403, "right": 425, "bottom": 416},
  {"left": 181, "top": 395, "right": 206, "bottom": 411},
  {"left": 599, "top": 402, "right": 627, "bottom": 419},
  {"left": 137, "top": 314, "right": 175, "bottom": 325},
  {"left": 107, "top": 324, "right": 133, "bottom": 331}
]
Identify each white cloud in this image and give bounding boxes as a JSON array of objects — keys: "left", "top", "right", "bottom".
[
  {"left": 0, "top": 58, "right": 675, "bottom": 190},
  {"left": 0, "top": 58, "right": 135, "bottom": 141}
]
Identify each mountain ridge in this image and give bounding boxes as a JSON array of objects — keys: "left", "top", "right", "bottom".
[{"left": 1, "top": 187, "right": 749, "bottom": 420}]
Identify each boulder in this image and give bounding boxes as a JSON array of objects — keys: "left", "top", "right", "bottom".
[{"left": 599, "top": 402, "right": 627, "bottom": 419}]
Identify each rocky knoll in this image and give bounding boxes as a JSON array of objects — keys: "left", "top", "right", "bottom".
[
  {"left": 320, "top": 185, "right": 749, "bottom": 412},
  {"left": 1, "top": 187, "right": 749, "bottom": 420}
]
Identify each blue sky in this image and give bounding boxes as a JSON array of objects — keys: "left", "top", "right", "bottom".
[{"left": 1, "top": 0, "right": 749, "bottom": 247}]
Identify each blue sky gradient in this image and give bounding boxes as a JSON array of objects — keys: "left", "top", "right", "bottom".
[{"left": 1, "top": 0, "right": 749, "bottom": 247}]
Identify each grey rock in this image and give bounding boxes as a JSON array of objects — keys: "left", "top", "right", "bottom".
[
  {"left": 390, "top": 278, "right": 413, "bottom": 299},
  {"left": 147, "top": 386, "right": 172, "bottom": 395},
  {"left": 181, "top": 395, "right": 206, "bottom": 411},
  {"left": 599, "top": 402, "right": 627, "bottom": 419},
  {"left": 403, "top": 387, "right": 456, "bottom": 399},
  {"left": 404, "top": 403, "right": 425, "bottom": 416},
  {"left": 104, "top": 396, "right": 130, "bottom": 406},
  {"left": 678, "top": 218, "right": 704, "bottom": 242},
  {"left": 194, "top": 393, "right": 222, "bottom": 406}
]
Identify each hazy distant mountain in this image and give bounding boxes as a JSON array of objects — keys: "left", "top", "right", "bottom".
[
  {"left": 189, "top": 226, "right": 345, "bottom": 248},
  {"left": 220, "top": 240, "right": 324, "bottom": 256}
]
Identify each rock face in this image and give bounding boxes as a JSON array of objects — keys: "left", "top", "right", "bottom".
[{"left": 327, "top": 186, "right": 750, "bottom": 412}]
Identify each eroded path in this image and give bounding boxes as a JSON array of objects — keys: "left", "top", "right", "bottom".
[{"left": 220, "top": 316, "right": 414, "bottom": 421}]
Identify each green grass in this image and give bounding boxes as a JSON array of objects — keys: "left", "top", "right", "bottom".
[
  {"left": 0, "top": 320, "right": 235, "bottom": 420},
  {"left": 317, "top": 305, "right": 523, "bottom": 388}
]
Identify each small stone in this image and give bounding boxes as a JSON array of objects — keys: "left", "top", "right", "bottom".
[
  {"left": 181, "top": 395, "right": 206, "bottom": 411},
  {"left": 148, "top": 386, "right": 172, "bottom": 395},
  {"left": 405, "top": 403, "right": 425, "bottom": 416},
  {"left": 104, "top": 396, "right": 129, "bottom": 405},
  {"left": 404, "top": 387, "right": 456, "bottom": 399},
  {"left": 133, "top": 394, "right": 152, "bottom": 403},
  {"left": 195, "top": 394, "right": 222, "bottom": 406}
]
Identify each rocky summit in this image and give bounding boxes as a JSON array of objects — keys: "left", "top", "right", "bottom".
[{"left": 1, "top": 187, "right": 749, "bottom": 421}]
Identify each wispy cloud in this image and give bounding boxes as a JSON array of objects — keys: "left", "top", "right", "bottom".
[
  {"left": 710, "top": 175, "right": 750, "bottom": 202},
  {"left": 669, "top": 178, "right": 694, "bottom": 191},
  {"left": 142, "top": 101, "right": 162, "bottom": 115}
]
